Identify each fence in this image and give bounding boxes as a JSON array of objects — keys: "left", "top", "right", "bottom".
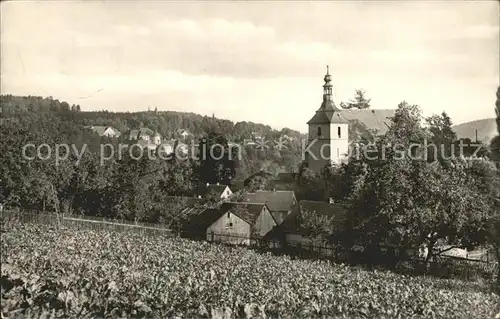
[
  {"left": 3, "top": 210, "right": 498, "bottom": 281},
  {"left": 195, "top": 231, "right": 498, "bottom": 281},
  {"left": 1, "top": 210, "right": 174, "bottom": 235}
]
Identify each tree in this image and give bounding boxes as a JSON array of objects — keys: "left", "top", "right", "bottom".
[
  {"left": 247, "top": 176, "right": 269, "bottom": 192},
  {"left": 340, "top": 89, "right": 371, "bottom": 109},
  {"left": 160, "top": 161, "right": 196, "bottom": 196},
  {"left": 491, "top": 86, "right": 500, "bottom": 164},
  {"left": 486, "top": 86, "right": 500, "bottom": 287},
  {"left": 342, "top": 102, "right": 493, "bottom": 267},
  {"left": 296, "top": 166, "right": 325, "bottom": 201},
  {"left": 197, "top": 131, "right": 236, "bottom": 185},
  {"left": 295, "top": 207, "right": 337, "bottom": 241},
  {"left": 426, "top": 112, "right": 456, "bottom": 161}
]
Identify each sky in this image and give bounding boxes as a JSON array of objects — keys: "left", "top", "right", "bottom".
[{"left": 1, "top": 1, "right": 499, "bottom": 132}]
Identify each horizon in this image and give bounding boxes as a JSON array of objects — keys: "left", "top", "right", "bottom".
[{"left": 1, "top": 1, "right": 499, "bottom": 132}]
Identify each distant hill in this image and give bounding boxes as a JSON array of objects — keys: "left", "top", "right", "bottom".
[{"left": 452, "top": 118, "right": 496, "bottom": 143}]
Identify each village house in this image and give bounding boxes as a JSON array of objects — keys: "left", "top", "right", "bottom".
[
  {"left": 128, "top": 128, "right": 162, "bottom": 150},
  {"left": 87, "top": 126, "right": 121, "bottom": 138},
  {"left": 197, "top": 183, "right": 233, "bottom": 200},
  {"left": 200, "top": 202, "right": 276, "bottom": 245},
  {"left": 128, "top": 128, "right": 161, "bottom": 143},
  {"left": 158, "top": 139, "right": 189, "bottom": 157},
  {"left": 243, "top": 190, "right": 297, "bottom": 225}
]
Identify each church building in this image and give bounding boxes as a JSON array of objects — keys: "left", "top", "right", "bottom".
[{"left": 305, "top": 67, "right": 349, "bottom": 173}]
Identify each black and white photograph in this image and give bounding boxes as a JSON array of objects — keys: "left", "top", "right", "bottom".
[{"left": 1, "top": 1, "right": 500, "bottom": 318}]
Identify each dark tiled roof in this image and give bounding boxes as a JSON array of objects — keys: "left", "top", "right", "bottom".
[
  {"left": 307, "top": 108, "right": 396, "bottom": 135},
  {"left": 307, "top": 111, "right": 349, "bottom": 125},
  {"left": 339, "top": 109, "right": 395, "bottom": 136},
  {"left": 243, "top": 190, "right": 296, "bottom": 212},
  {"left": 188, "top": 208, "right": 221, "bottom": 231},
  {"left": 219, "top": 202, "right": 267, "bottom": 225}
]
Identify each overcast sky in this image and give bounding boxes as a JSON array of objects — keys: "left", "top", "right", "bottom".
[{"left": 1, "top": 1, "right": 498, "bottom": 132}]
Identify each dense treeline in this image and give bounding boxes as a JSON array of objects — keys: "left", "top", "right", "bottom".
[
  {"left": 1, "top": 94, "right": 304, "bottom": 177},
  {"left": 0, "top": 95, "right": 305, "bottom": 229}
]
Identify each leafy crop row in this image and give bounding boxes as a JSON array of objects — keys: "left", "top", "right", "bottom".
[{"left": 1, "top": 223, "right": 499, "bottom": 318}]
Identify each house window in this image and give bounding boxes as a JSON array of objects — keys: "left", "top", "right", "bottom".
[
  {"left": 338, "top": 126, "right": 341, "bottom": 138},
  {"left": 317, "top": 126, "right": 322, "bottom": 137},
  {"left": 227, "top": 212, "right": 231, "bottom": 218}
]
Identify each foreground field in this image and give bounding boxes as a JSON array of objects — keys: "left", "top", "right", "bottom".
[{"left": 1, "top": 223, "right": 499, "bottom": 318}]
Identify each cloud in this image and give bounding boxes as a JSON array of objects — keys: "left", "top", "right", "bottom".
[{"left": 1, "top": 1, "right": 497, "bottom": 131}]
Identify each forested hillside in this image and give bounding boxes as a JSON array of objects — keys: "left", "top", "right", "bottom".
[
  {"left": 0, "top": 94, "right": 304, "bottom": 222},
  {"left": 0, "top": 94, "right": 305, "bottom": 175},
  {"left": 0, "top": 94, "right": 304, "bottom": 143}
]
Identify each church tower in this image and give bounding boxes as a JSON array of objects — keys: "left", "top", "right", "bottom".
[{"left": 305, "top": 66, "right": 349, "bottom": 173}]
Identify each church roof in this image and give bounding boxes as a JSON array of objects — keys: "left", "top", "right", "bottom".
[{"left": 307, "top": 110, "right": 349, "bottom": 125}]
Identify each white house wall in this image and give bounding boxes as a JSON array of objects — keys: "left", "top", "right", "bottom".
[{"left": 206, "top": 213, "right": 251, "bottom": 245}]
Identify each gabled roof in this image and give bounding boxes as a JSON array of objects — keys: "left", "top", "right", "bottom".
[
  {"left": 307, "top": 108, "right": 396, "bottom": 135},
  {"left": 339, "top": 109, "right": 395, "bottom": 135},
  {"left": 307, "top": 110, "right": 349, "bottom": 125},
  {"left": 219, "top": 202, "right": 267, "bottom": 225},
  {"left": 197, "top": 184, "right": 230, "bottom": 197},
  {"left": 89, "top": 126, "right": 120, "bottom": 137},
  {"left": 91, "top": 126, "right": 108, "bottom": 136},
  {"left": 187, "top": 208, "right": 220, "bottom": 231},
  {"left": 243, "top": 190, "right": 296, "bottom": 212}
]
